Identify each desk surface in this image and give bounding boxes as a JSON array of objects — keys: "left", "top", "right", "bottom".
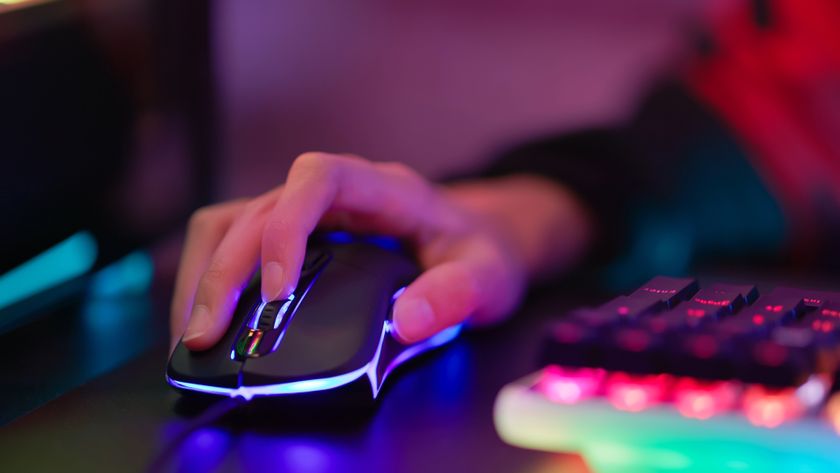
[{"left": 0, "top": 281, "right": 593, "bottom": 473}]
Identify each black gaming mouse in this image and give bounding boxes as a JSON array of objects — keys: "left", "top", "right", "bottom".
[{"left": 166, "top": 232, "right": 462, "bottom": 403}]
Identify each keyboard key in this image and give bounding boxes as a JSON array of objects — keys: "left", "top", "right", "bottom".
[
  {"left": 736, "top": 327, "right": 816, "bottom": 386},
  {"left": 597, "top": 295, "right": 665, "bottom": 318},
  {"left": 541, "top": 320, "right": 602, "bottom": 368},
  {"left": 748, "top": 293, "right": 806, "bottom": 325},
  {"left": 753, "top": 345, "right": 813, "bottom": 386},
  {"left": 668, "top": 331, "right": 738, "bottom": 380},
  {"left": 690, "top": 283, "right": 759, "bottom": 310},
  {"left": 816, "top": 300, "right": 840, "bottom": 319},
  {"left": 569, "top": 308, "right": 621, "bottom": 331},
  {"left": 664, "top": 284, "right": 760, "bottom": 327},
  {"left": 771, "top": 287, "right": 840, "bottom": 308},
  {"left": 600, "top": 327, "right": 666, "bottom": 374},
  {"left": 541, "top": 277, "right": 840, "bottom": 385},
  {"left": 629, "top": 276, "right": 699, "bottom": 307}
]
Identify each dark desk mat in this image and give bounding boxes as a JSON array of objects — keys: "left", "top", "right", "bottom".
[{"left": 0, "top": 288, "right": 590, "bottom": 473}]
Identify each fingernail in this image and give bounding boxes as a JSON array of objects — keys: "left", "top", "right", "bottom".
[
  {"left": 393, "top": 296, "right": 435, "bottom": 342},
  {"left": 261, "top": 262, "right": 286, "bottom": 301},
  {"left": 183, "top": 304, "right": 210, "bottom": 342}
]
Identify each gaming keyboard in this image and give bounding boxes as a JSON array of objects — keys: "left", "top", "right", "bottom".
[{"left": 494, "top": 276, "right": 840, "bottom": 473}]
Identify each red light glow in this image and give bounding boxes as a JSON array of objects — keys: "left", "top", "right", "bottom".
[
  {"left": 822, "top": 308, "right": 840, "bottom": 318},
  {"left": 693, "top": 298, "right": 730, "bottom": 307},
  {"left": 539, "top": 366, "right": 605, "bottom": 404},
  {"left": 674, "top": 380, "right": 737, "bottom": 420},
  {"left": 743, "top": 386, "right": 803, "bottom": 428},
  {"left": 812, "top": 320, "right": 836, "bottom": 333},
  {"left": 606, "top": 373, "right": 668, "bottom": 412}
]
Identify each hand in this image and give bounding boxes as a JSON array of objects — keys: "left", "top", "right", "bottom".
[{"left": 170, "top": 152, "right": 592, "bottom": 352}]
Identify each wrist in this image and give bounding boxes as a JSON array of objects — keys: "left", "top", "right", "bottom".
[{"left": 443, "top": 174, "right": 594, "bottom": 281}]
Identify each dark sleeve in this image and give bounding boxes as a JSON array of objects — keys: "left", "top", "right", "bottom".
[{"left": 480, "top": 80, "right": 787, "bottom": 287}]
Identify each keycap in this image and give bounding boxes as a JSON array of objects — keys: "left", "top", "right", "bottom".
[
  {"left": 671, "top": 297, "right": 801, "bottom": 380},
  {"left": 629, "top": 276, "right": 699, "bottom": 307},
  {"left": 771, "top": 287, "right": 840, "bottom": 308},
  {"left": 600, "top": 326, "right": 667, "bottom": 374},
  {"left": 569, "top": 308, "right": 621, "bottom": 331},
  {"left": 540, "top": 320, "right": 603, "bottom": 368},
  {"left": 664, "top": 284, "right": 759, "bottom": 326},
  {"left": 541, "top": 277, "right": 840, "bottom": 386},
  {"left": 668, "top": 331, "right": 737, "bottom": 380},
  {"left": 816, "top": 300, "right": 840, "bottom": 320},
  {"left": 740, "top": 293, "right": 805, "bottom": 327},
  {"left": 596, "top": 295, "right": 665, "bottom": 319},
  {"left": 736, "top": 335, "right": 814, "bottom": 387}
]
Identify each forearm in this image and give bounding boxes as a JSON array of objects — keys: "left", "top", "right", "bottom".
[{"left": 444, "top": 174, "right": 594, "bottom": 282}]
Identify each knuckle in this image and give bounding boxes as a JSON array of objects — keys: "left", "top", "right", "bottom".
[
  {"left": 241, "top": 198, "right": 268, "bottom": 219},
  {"left": 291, "top": 152, "right": 338, "bottom": 178},
  {"left": 262, "top": 216, "right": 286, "bottom": 235},
  {"left": 378, "top": 161, "right": 417, "bottom": 178},
  {"left": 199, "top": 260, "right": 228, "bottom": 288}
]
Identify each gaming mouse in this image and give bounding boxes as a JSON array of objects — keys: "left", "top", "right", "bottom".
[{"left": 166, "top": 232, "right": 462, "bottom": 402}]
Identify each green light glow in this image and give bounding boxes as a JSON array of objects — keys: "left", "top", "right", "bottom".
[
  {"left": 0, "top": 231, "right": 97, "bottom": 311},
  {"left": 494, "top": 372, "right": 840, "bottom": 473},
  {"left": 89, "top": 251, "right": 153, "bottom": 297}
]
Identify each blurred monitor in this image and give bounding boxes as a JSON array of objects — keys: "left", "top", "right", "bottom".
[{"left": 0, "top": 0, "right": 215, "bottom": 312}]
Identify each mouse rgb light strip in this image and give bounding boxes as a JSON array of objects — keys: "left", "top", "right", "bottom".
[{"left": 167, "top": 323, "right": 462, "bottom": 400}]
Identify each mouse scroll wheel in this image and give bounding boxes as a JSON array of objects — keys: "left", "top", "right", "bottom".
[{"left": 257, "top": 301, "right": 282, "bottom": 330}]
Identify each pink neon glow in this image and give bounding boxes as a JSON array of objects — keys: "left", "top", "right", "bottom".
[
  {"left": 539, "top": 366, "right": 605, "bottom": 404},
  {"left": 765, "top": 305, "right": 783, "bottom": 312},
  {"left": 616, "top": 329, "right": 651, "bottom": 352},
  {"left": 752, "top": 314, "right": 765, "bottom": 325},
  {"left": 822, "top": 308, "right": 840, "bottom": 318},
  {"left": 687, "top": 335, "right": 718, "bottom": 359},
  {"left": 693, "top": 298, "right": 730, "bottom": 307},
  {"left": 606, "top": 373, "right": 668, "bottom": 412},
  {"left": 686, "top": 309, "right": 706, "bottom": 317},
  {"left": 812, "top": 320, "right": 837, "bottom": 333},
  {"left": 674, "top": 380, "right": 737, "bottom": 420},
  {"left": 743, "top": 386, "right": 803, "bottom": 428},
  {"left": 640, "top": 288, "right": 676, "bottom": 295},
  {"left": 753, "top": 341, "right": 788, "bottom": 367},
  {"left": 617, "top": 306, "right": 630, "bottom": 316}
]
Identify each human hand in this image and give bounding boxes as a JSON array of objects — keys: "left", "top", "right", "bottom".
[{"left": 169, "top": 153, "right": 572, "bottom": 352}]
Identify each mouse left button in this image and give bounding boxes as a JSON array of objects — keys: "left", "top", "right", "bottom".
[
  {"left": 166, "top": 288, "right": 258, "bottom": 390},
  {"left": 167, "top": 341, "right": 241, "bottom": 389}
]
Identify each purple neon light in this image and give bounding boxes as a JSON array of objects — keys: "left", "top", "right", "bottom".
[
  {"left": 380, "top": 324, "right": 462, "bottom": 386},
  {"left": 168, "top": 320, "right": 462, "bottom": 400}
]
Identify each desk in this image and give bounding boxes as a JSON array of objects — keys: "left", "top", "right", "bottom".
[{"left": 0, "top": 280, "right": 593, "bottom": 473}]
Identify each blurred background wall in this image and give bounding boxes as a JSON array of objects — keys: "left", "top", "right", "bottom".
[
  {"left": 1, "top": 0, "right": 705, "bottom": 270},
  {"left": 214, "top": 0, "right": 702, "bottom": 199}
]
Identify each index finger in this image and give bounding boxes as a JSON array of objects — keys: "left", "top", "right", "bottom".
[{"left": 259, "top": 152, "right": 454, "bottom": 302}]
